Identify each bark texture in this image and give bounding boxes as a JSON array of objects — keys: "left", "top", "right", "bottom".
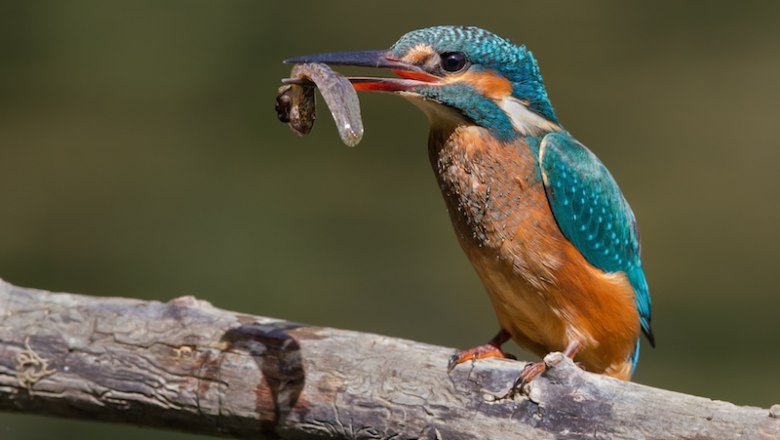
[{"left": 0, "top": 279, "right": 778, "bottom": 439}]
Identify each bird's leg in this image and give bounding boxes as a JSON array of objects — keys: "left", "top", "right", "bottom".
[
  {"left": 515, "top": 339, "right": 583, "bottom": 389},
  {"left": 447, "top": 329, "right": 516, "bottom": 372}
]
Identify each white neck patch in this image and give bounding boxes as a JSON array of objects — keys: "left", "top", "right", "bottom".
[{"left": 497, "top": 96, "right": 560, "bottom": 136}]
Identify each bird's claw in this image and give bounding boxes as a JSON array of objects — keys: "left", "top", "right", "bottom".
[
  {"left": 519, "top": 361, "right": 547, "bottom": 386},
  {"left": 447, "top": 344, "right": 516, "bottom": 373},
  {"left": 446, "top": 354, "right": 461, "bottom": 373},
  {"left": 507, "top": 353, "right": 588, "bottom": 398},
  {"left": 503, "top": 361, "right": 548, "bottom": 398}
]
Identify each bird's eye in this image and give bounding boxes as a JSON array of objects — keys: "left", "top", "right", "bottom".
[{"left": 440, "top": 52, "right": 467, "bottom": 72}]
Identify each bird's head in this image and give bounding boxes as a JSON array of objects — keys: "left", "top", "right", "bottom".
[{"left": 285, "top": 26, "right": 560, "bottom": 141}]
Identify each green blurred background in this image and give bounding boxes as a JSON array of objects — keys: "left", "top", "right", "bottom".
[{"left": 1, "top": 1, "right": 779, "bottom": 438}]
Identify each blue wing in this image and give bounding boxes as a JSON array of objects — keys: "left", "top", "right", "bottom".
[{"left": 539, "top": 132, "right": 654, "bottom": 347}]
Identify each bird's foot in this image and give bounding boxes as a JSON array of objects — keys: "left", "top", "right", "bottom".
[
  {"left": 512, "top": 361, "right": 547, "bottom": 391},
  {"left": 508, "top": 340, "right": 584, "bottom": 397},
  {"left": 447, "top": 329, "right": 515, "bottom": 372},
  {"left": 447, "top": 344, "right": 516, "bottom": 372}
]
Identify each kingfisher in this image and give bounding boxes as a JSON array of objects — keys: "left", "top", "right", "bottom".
[{"left": 286, "top": 26, "right": 654, "bottom": 383}]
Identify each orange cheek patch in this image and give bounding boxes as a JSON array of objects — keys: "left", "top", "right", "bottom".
[{"left": 448, "top": 71, "right": 512, "bottom": 100}]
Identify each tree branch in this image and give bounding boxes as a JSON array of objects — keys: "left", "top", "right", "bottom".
[{"left": 0, "top": 279, "right": 777, "bottom": 439}]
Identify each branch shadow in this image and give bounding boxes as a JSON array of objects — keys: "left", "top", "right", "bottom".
[{"left": 221, "top": 321, "right": 306, "bottom": 434}]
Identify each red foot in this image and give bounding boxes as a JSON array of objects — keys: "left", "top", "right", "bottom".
[
  {"left": 447, "top": 344, "right": 516, "bottom": 372},
  {"left": 511, "top": 340, "right": 584, "bottom": 394},
  {"left": 516, "top": 361, "right": 546, "bottom": 388},
  {"left": 447, "top": 329, "right": 515, "bottom": 372}
]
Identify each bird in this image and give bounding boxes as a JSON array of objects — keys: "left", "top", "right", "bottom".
[{"left": 285, "top": 25, "right": 654, "bottom": 383}]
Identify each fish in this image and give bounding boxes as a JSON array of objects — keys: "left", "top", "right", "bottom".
[{"left": 276, "top": 63, "right": 364, "bottom": 147}]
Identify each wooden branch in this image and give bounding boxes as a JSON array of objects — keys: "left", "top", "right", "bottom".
[{"left": 0, "top": 279, "right": 777, "bottom": 439}]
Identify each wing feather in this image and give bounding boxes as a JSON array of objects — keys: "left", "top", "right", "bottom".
[{"left": 539, "top": 132, "right": 654, "bottom": 346}]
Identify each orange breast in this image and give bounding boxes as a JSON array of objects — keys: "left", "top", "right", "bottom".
[{"left": 430, "top": 125, "right": 640, "bottom": 379}]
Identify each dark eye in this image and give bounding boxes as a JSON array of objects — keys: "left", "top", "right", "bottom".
[{"left": 440, "top": 52, "right": 467, "bottom": 72}]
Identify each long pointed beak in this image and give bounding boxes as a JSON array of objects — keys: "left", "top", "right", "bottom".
[
  {"left": 283, "top": 50, "right": 439, "bottom": 92},
  {"left": 285, "top": 50, "right": 407, "bottom": 70}
]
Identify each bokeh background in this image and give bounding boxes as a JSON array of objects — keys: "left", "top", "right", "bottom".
[{"left": 2, "top": 1, "right": 779, "bottom": 438}]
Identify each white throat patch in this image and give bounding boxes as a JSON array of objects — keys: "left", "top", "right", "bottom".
[{"left": 498, "top": 96, "right": 560, "bottom": 136}]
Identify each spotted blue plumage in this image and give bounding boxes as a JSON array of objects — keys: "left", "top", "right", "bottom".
[
  {"left": 390, "top": 26, "right": 558, "bottom": 123},
  {"left": 540, "top": 132, "right": 654, "bottom": 362}
]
